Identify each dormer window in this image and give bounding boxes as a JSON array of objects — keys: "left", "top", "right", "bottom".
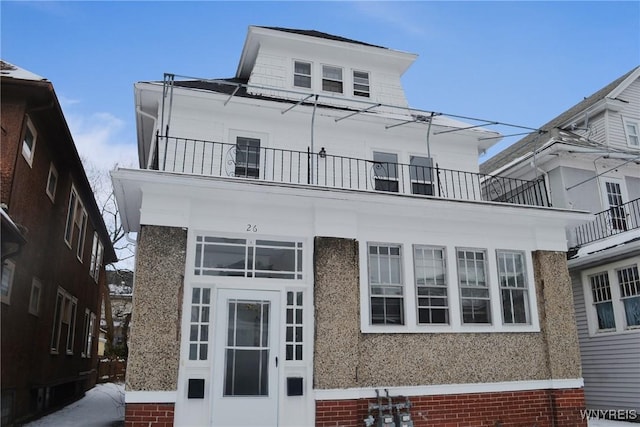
[
  {"left": 322, "top": 65, "right": 343, "bottom": 94},
  {"left": 293, "top": 61, "right": 311, "bottom": 89},
  {"left": 353, "top": 71, "right": 370, "bottom": 98}
]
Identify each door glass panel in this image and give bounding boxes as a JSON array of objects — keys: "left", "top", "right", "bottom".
[{"left": 224, "top": 300, "right": 270, "bottom": 396}]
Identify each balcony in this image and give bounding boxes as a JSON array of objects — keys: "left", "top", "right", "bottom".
[
  {"left": 149, "top": 135, "right": 550, "bottom": 207},
  {"left": 573, "top": 198, "right": 640, "bottom": 246}
]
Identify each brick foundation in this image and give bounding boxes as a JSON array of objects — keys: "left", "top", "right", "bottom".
[
  {"left": 125, "top": 403, "right": 175, "bottom": 427},
  {"left": 316, "top": 388, "right": 586, "bottom": 427}
]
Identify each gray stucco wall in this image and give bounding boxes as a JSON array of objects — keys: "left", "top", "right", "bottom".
[
  {"left": 314, "top": 237, "right": 582, "bottom": 389},
  {"left": 126, "top": 225, "right": 187, "bottom": 391}
]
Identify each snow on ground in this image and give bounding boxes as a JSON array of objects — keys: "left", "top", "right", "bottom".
[{"left": 24, "top": 382, "right": 124, "bottom": 427}]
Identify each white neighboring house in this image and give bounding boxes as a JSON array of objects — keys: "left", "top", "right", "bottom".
[
  {"left": 481, "top": 66, "right": 640, "bottom": 414},
  {"left": 113, "top": 26, "right": 593, "bottom": 427}
]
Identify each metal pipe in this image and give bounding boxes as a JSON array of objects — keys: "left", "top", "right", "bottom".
[{"left": 310, "top": 95, "right": 318, "bottom": 184}]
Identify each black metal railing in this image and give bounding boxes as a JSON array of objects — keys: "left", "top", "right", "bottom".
[
  {"left": 150, "top": 135, "right": 550, "bottom": 207},
  {"left": 574, "top": 198, "right": 640, "bottom": 246}
]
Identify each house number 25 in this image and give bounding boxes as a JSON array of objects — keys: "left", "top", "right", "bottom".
[{"left": 246, "top": 224, "right": 258, "bottom": 232}]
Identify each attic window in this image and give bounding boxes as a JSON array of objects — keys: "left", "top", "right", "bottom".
[
  {"left": 293, "top": 61, "right": 311, "bottom": 89},
  {"left": 622, "top": 117, "right": 639, "bottom": 148},
  {"left": 353, "top": 71, "right": 370, "bottom": 98},
  {"left": 322, "top": 65, "right": 343, "bottom": 94}
]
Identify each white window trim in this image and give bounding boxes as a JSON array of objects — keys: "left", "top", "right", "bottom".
[
  {"left": 352, "top": 69, "right": 370, "bottom": 98},
  {"left": 21, "top": 116, "right": 37, "bottom": 167},
  {"left": 582, "top": 256, "right": 640, "bottom": 336},
  {"left": 496, "top": 249, "right": 531, "bottom": 325},
  {"left": 76, "top": 208, "right": 88, "bottom": 262},
  {"left": 622, "top": 116, "right": 640, "bottom": 148},
  {"left": 293, "top": 59, "right": 312, "bottom": 90},
  {"left": 50, "top": 287, "right": 77, "bottom": 354},
  {"left": 64, "top": 186, "right": 79, "bottom": 248},
  {"left": 321, "top": 64, "right": 344, "bottom": 95},
  {"left": 1, "top": 260, "right": 16, "bottom": 305},
  {"left": 46, "top": 163, "right": 58, "bottom": 202},
  {"left": 367, "top": 242, "right": 405, "bottom": 326},
  {"left": 28, "top": 278, "right": 42, "bottom": 316},
  {"left": 360, "top": 241, "right": 540, "bottom": 334}
]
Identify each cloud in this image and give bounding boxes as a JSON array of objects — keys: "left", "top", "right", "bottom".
[{"left": 66, "top": 111, "right": 138, "bottom": 172}]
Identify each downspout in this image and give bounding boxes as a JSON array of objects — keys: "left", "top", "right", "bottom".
[{"left": 310, "top": 95, "right": 318, "bottom": 184}]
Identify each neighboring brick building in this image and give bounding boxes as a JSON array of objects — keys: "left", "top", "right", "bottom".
[
  {"left": 113, "top": 27, "right": 592, "bottom": 426},
  {"left": 0, "top": 61, "right": 116, "bottom": 425}
]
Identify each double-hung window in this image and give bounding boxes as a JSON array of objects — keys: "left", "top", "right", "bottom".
[
  {"left": 235, "top": 137, "right": 260, "bottom": 179},
  {"left": 497, "top": 250, "right": 530, "bottom": 324},
  {"left": 414, "top": 245, "right": 448, "bottom": 324},
  {"left": 22, "top": 116, "right": 37, "bottom": 167},
  {"left": 617, "top": 265, "right": 640, "bottom": 327},
  {"left": 82, "top": 310, "right": 96, "bottom": 357},
  {"left": 294, "top": 61, "right": 311, "bottom": 89},
  {"left": 409, "top": 156, "right": 434, "bottom": 195},
  {"left": 29, "top": 278, "right": 42, "bottom": 315},
  {"left": 373, "top": 152, "right": 399, "bottom": 192},
  {"left": 64, "top": 186, "right": 86, "bottom": 252},
  {"left": 322, "top": 65, "right": 343, "bottom": 94},
  {"left": 368, "top": 244, "right": 404, "bottom": 325},
  {"left": 50, "top": 288, "right": 77, "bottom": 354},
  {"left": 589, "top": 272, "right": 615, "bottom": 331},
  {"left": 90, "top": 233, "right": 104, "bottom": 282},
  {"left": 622, "top": 117, "right": 639, "bottom": 148},
  {"left": 457, "top": 249, "right": 491, "bottom": 324},
  {"left": 353, "top": 70, "right": 370, "bottom": 98}
]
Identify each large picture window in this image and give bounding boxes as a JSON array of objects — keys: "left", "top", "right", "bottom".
[
  {"left": 457, "top": 249, "right": 491, "bottom": 324},
  {"left": 194, "top": 236, "right": 303, "bottom": 280},
  {"left": 368, "top": 244, "right": 404, "bottom": 325}
]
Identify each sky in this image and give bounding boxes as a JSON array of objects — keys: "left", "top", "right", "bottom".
[{"left": 2, "top": 1, "right": 639, "bottom": 172}]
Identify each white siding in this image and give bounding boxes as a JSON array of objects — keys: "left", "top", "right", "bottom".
[
  {"left": 608, "top": 79, "right": 640, "bottom": 151},
  {"left": 572, "top": 271, "right": 640, "bottom": 412}
]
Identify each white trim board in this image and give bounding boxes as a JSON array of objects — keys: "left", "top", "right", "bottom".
[
  {"left": 314, "top": 378, "right": 584, "bottom": 401},
  {"left": 125, "top": 390, "right": 177, "bottom": 404}
]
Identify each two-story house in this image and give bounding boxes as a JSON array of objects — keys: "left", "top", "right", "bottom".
[
  {"left": 0, "top": 61, "right": 117, "bottom": 425},
  {"left": 481, "top": 66, "right": 640, "bottom": 416},
  {"left": 113, "top": 26, "right": 593, "bottom": 427}
]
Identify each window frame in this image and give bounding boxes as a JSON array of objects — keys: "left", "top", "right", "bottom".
[
  {"left": 622, "top": 117, "right": 640, "bottom": 148},
  {"left": 456, "top": 248, "right": 492, "bottom": 325},
  {"left": 46, "top": 163, "right": 58, "bottom": 202},
  {"left": 1, "top": 260, "right": 16, "bottom": 305},
  {"left": 293, "top": 60, "right": 312, "bottom": 89},
  {"left": 409, "top": 155, "right": 434, "bottom": 196},
  {"left": 582, "top": 257, "right": 640, "bottom": 336},
  {"left": 321, "top": 64, "right": 344, "bottom": 94},
  {"left": 367, "top": 242, "right": 405, "bottom": 326},
  {"left": 89, "top": 233, "right": 104, "bottom": 282},
  {"left": 76, "top": 208, "right": 88, "bottom": 262},
  {"left": 64, "top": 186, "right": 79, "bottom": 247},
  {"left": 372, "top": 151, "right": 400, "bottom": 193},
  {"left": 616, "top": 265, "right": 640, "bottom": 329},
  {"left": 413, "top": 245, "right": 449, "bottom": 325},
  {"left": 21, "top": 116, "right": 37, "bottom": 167},
  {"left": 50, "top": 288, "right": 77, "bottom": 354},
  {"left": 496, "top": 250, "right": 531, "bottom": 325},
  {"left": 352, "top": 70, "right": 370, "bottom": 98},
  {"left": 29, "top": 278, "right": 42, "bottom": 316}
]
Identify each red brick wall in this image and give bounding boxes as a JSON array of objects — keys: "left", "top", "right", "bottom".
[
  {"left": 316, "top": 388, "right": 586, "bottom": 427},
  {"left": 125, "top": 403, "right": 175, "bottom": 427}
]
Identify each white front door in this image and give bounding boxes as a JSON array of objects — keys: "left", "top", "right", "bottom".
[{"left": 212, "top": 289, "right": 280, "bottom": 427}]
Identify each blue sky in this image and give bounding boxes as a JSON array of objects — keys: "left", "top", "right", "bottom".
[{"left": 2, "top": 1, "right": 639, "bottom": 171}]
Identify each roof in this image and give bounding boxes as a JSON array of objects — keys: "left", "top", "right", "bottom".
[
  {"left": 257, "top": 26, "right": 388, "bottom": 49},
  {"left": 0, "top": 60, "right": 47, "bottom": 82},
  {"left": 480, "top": 66, "right": 640, "bottom": 174}
]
